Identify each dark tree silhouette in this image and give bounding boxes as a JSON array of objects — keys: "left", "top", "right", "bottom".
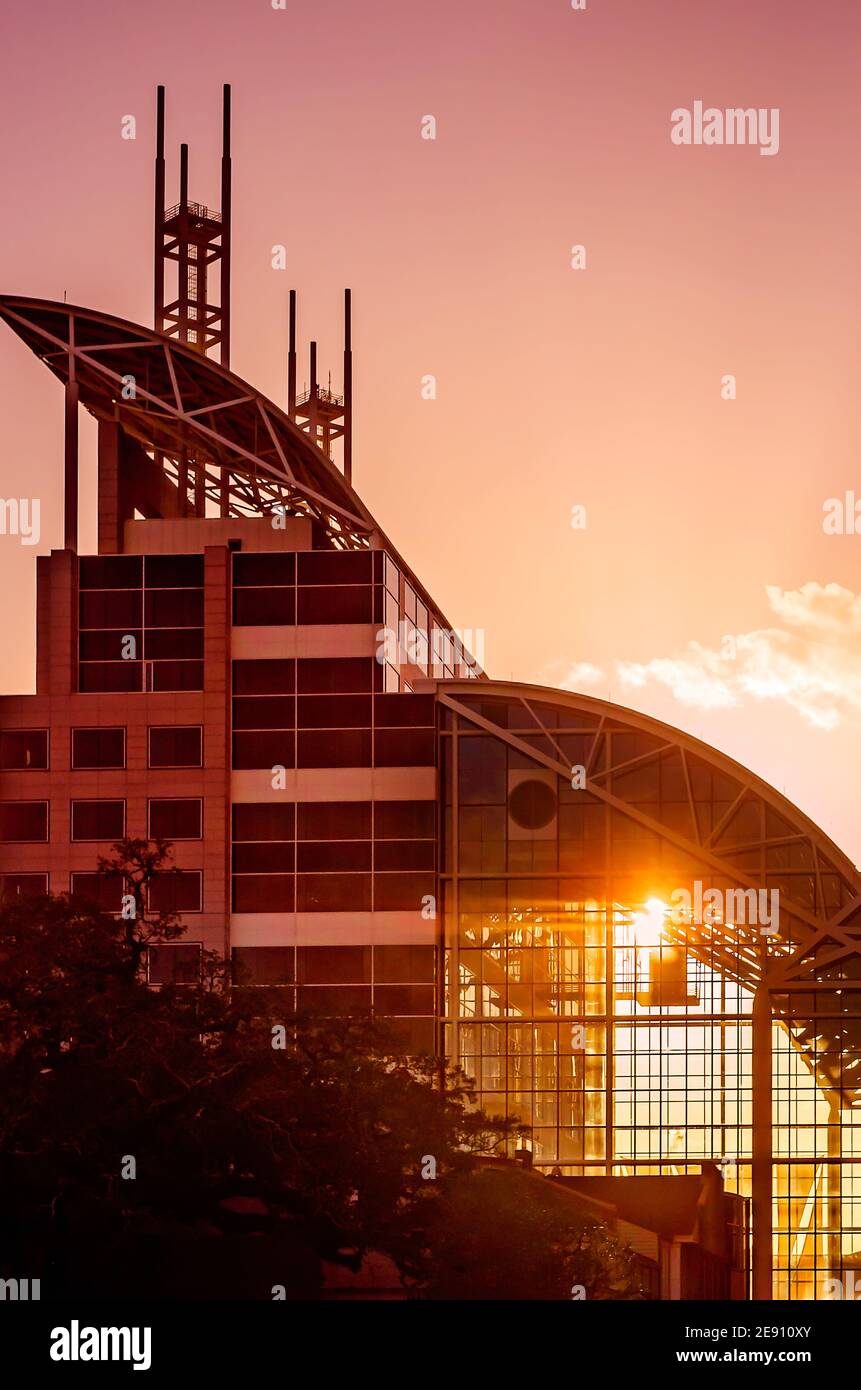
[{"left": 0, "top": 841, "right": 634, "bottom": 1300}]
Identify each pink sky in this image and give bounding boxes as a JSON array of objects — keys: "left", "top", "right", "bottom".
[{"left": 1, "top": 0, "right": 860, "bottom": 860}]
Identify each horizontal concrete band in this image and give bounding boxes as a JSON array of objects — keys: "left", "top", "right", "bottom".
[
  {"left": 230, "top": 766, "right": 436, "bottom": 801},
  {"left": 230, "top": 910, "right": 438, "bottom": 946},
  {"left": 124, "top": 516, "right": 313, "bottom": 553},
  {"left": 231, "top": 625, "right": 378, "bottom": 659}
]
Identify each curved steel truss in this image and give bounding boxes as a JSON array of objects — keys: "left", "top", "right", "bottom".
[
  {"left": 0, "top": 296, "right": 371, "bottom": 547},
  {"left": 439, "top": 680, "right": 861, "bottom": 1106}
]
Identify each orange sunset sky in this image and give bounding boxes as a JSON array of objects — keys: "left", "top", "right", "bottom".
[{"left": 1, "top": 0, "right": 860, "bottom": 860}]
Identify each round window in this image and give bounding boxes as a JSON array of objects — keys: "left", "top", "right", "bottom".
[{"left": 508, "top": 779, "right": 557, "bottom": 830}]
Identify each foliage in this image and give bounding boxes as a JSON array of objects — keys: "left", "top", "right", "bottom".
[{"left": 0, "top": 840, "right": 635, "bottom": 1300}]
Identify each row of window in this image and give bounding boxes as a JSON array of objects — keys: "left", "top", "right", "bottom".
[
  {"left": 232, "top": 800, "right": 435, "bottom": 840},
  {"left": 2, "top": 725, "right": 436, "bottom": 773},
  {"left": 80, "top": 550, "right": 388, "bottom": 590},
  {"left": 234, "top": 585, "right": 381, "bottom": 627},
  {"left": 232, "top": 728, "right": 435, "bottom": 769},
  {"left": 0, "top": 727, "right": 202, "bottom": 771},
  {"left": 0, "top": 870, "right": 202, "bottom": 913},
  {"left": 231, "top": 872, "right": 434, "bottom": 913},
  {"left": 232, "top": 668, "right": 435, "bottom": 768},
  {"left": 232, "top": 943, "right": 436, "bottom": 985},
  {"left": 232, "top": 842, "right": 434, "bottom": 872},
  {"left": 0, "top": 799, "right": 202, "bottom": 843},
  {"left": 151, "top": 942, "right": 438, "bottom": 1046},
  {"left": 0, "top": 867, "right": 434, "bottom": 916},
  {"left": 232, "top": 657, "right": 384, "bottom": 695},
  {"left": 0, "top": 797, "right": 437, "bottom": 846},
  {"left": 2, "top": 664, "right": 435, "bottom": 772},
  {"left": 232, "top": 692, "right": 435, "bottom": 728}
]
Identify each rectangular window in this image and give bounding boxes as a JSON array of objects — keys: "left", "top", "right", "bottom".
[
  {"left": 383, "top": 554, "right": 399, "bottom": 598},
  {"left": 233, "top": 730, "right": 295, "bottom": 770},
  {"left": 70, "top": 872, "right": 124, "bottom": 913},
  {"left": 148, "top": 943, "right": 202, "bottom": 985},
  {"left": 233, "top": 552, "right": 295, "bottom": 587},
  {"left": 145, "top": 629, "right": 204, "bottom": 661},
  {"left": 149, "top": 660, "right": 205, "bottom": 693},
  {"left": 233, "top": 588, "right": 296, "bottom": 626},
  {"left": 297, "top": 586, "right": 373, "bottom": 625},
  {"left": 297, "top": 729, "right": 371, "bottom": 768},
  {"left": 232, "top": 803, "right": 295, "bottom": 841},
  {"left": 374, "top": 694, "right": 435, "bottom": 727},
  {"left": 374, "top": 872, "right": 435, "bottom": 912},
  {"left": 297, "top": 873, "right": 371, "bottom": 912},
  {"left": 232, "top": 946, "right": 295, "bottom": 985},
  {"left": 0, "top": 729, "right": 48, "bottom": 769},
  {"left": 374, "top": 840, "right": 434, "bottom": 870},
  {"left": 374, "top": 985, "right": 435, "bottom": 1016},
  {"left": 374, "top": 944, "right": 436, "bottom": 983},
  {"left": 233, "top": 660, "right": 295, "bottom": 695},
  {"left": 145, "top": 555, "right": 204, "bottom": 588},
  {"left": 148, "top": 871, "right": 202, "bottom": 913},
  {"left": 0, "top": 801, "right": 48, "bottom": 842},
  {"left": 233, "top": 696, "right": 295, "bottom": 729},
  {"left": 296, "top": 657, "right": 379, "bottom": 694},
  {"left": 233, "top": 843, "right": 294, "bottom": 872},
  {"left": 80, "top": 555, "right": 143, "bottom": 589},
  {"left": 79, "top": 630, "right": 143, "bottom": 661},
  {"left": 385, "top": 1017, "right": 435, "bottom": 1053},
  {"left": 297, "top": 985, "right": 372, "bottom": 1015},
  {"left": 148, "top": 726, "right": 203, "bottom": 768},
  {"left": 232, "top": 874, "right": 295, "bottom": 912},
  {"left": 0, "top": 872, "right": 48, "bottom": 900},
  {"left": 148, "top": 799, "right": 202, "bottom": 840},
  {"left": 297, "top": 840, "right": 371, "bottom": 872},
  {"left": 72, "top": 727, "right": 126, "bottom": 769},
  {"left": 374, "top": 728, "right": 435, "bottom": 766},
  {"left": 297, "top": 945, "right": 371, "bottom": 984},
  {"left": 71, "top": 799, "right": 125, "bottom": 841},
  {"left": 297, "top": 551, "right": 372, "bottom": 585},
  {"left": 79, "top": 662, "right": 141, "bottom": 693},
  {"left": 296, "top": 695, "right": 371, "bottom": 728},
  {"left": 375, "top": 801, "right": 436, "bottom": 838},
  {"left": 79, "top": 589, "right": 143, "bottom": 629},
  {"left": 144, "top": 589, "right": 204, "bottom": 628},
  {"left": 298, "top": 801, "right": 371, "bottom": 839}
]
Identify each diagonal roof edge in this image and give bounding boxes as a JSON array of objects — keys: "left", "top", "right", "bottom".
[{"left": 0, "top": 294, "right": 477, "bottom": 655}]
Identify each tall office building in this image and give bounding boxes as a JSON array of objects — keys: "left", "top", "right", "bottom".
[{"left": 2, "top": 87, "right": 860, "bottom": 1299}]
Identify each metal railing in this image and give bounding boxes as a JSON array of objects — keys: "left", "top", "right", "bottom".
[{"left": 163, "top": 201, "right": 221, "bottom": 225}]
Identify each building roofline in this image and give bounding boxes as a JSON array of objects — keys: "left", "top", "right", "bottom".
[{"left": 429, "top": 676, "right": 860, "bottom": 885}]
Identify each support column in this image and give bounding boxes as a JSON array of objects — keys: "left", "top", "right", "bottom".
[
  {"left": 64, "top": 379, "right": 79, "bottom": 552},
  {"left": 826, "top": 1096, "right": 842, "bottom": 1290},
  {"left": 97, "top": 419, "right": 123, "bottom": 554},
  {"left": 752, "top": 983, "right": 773, "bottom": 1299}
]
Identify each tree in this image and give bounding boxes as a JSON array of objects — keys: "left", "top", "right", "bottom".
[
  {"left": 0, "top": 843, "right": 515, "bottom": 1296},
  {"left": 0, "top": 840, "right": 636, "bottom": 1300},
  {"left": 418, "top": 1162, "right": 642, "bottom": 1300}
]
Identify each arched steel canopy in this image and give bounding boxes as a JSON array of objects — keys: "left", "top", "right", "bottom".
[
  {"left": 0, "top": 295, "right": 371, "bottom": 541},
  {"left": 0, "top": 294, "right": 472, "bottom": 640},
  {"left": 436, "top": 679, "right": 861, "bottom": 1105}
]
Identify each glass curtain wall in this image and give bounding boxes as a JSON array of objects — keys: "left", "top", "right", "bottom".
[{"left": 439, "top": 692, "right": 861, "bottom": 1300}]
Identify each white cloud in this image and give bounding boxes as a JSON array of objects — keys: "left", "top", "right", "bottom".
[
  {"left": 559, "top": 661, "right": 606, "bottom": 688},
  {"left": 558, "top": 583, "right": 861, "bottom": 730}
]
